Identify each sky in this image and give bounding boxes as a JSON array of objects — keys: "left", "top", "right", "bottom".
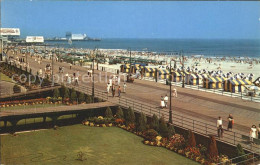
[{"left": 1, "top": 0, "right": 260, "bottom": 39}]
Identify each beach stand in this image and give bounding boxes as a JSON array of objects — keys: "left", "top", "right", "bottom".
[
  {"left": 225, "top": 79, "right": 252, "bottom": 93},
  {"left": 173, "top": 71, "right": 182, "bottom": 82},
  {"left": 187, "top": 74, "right": 203, "bottom": 85},
  {"left": 121, "top": 64, "right": 130, "bottom": 73},
  {"left": 158, "top": 69, "right": 170, "bottom": 80},
  {"left": 203, "top": 76, "right": 224, "bottom": 89},
  {"left": 144, "top": 67, "right": 157, "bottom": 78}
]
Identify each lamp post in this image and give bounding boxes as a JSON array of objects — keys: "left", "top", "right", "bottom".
[
  {"left": 169, "top": 60, "right": 173, "bottom": 124},
  {"left": 128, "top": 48, "right": 132, "bottom": 73},
  {"left": 181, "top": 51, "right": 185, "bottom": 88},
  {"left": 92, "top": 47, "right": 97, "bottom": 103}
]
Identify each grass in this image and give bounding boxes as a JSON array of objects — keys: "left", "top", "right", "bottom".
[
  {"left": 0, "top": 125, "right": 197, "bottom": 165},
  {"left": 0, "top": 73, "right": 13, "bottom": 82}
]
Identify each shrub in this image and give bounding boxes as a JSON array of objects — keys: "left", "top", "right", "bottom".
[
  {"left": 78, "top": 92, "right": 85, "bottom": 103},
  {"left": 208, "top": 135, "right": 218, "bottom": 160},
  {"left": 150, "top": 114, "right": 159, "bottom": 132},
  {"left": 85, "top": 95, "right": 92, "bottom": 103},
  {"left": 235, "top": 144, "right": 246, "bottom": 164},
  {"left": 168, "top": 125, "right": 175, "bottom": 138},
  {"left": 105, "top": 107, "right": 113, "bottom": 118},
  {"left": 116, "top": 106, "right": 124, "bottom": 119},
  {"left": 159, "top": 117, "right": 168, "bottom": 138},
  {"left": 70, "top": 88, "right": 77, "bottom": 102},
  {"left": 63, "top": 87, "right": 70, "bottom": 100},
  {"left": 53, "top": 88, "right": 60, "bottom": 98},
  {"left": 13, "top": 84, "right": 21, "bottom": 93},
  {"left": 60, "top": 85, "right": 66, "bottom": 98},
  {"left": 143, "top": 129, "right": 158, "bottom": 141},
  {"left": 187, "top": 130, "right": 196, "bottom": 147},
  {"left": 125, "top": 107, "right": 135, "bottom": 126},
  {"left": 136, "top": 112, "right": 147, "bottom": 132},
  {"left": 128, "top": 107, "right": 135, "bottom": 124}
]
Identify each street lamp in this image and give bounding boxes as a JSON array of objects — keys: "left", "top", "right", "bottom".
[
  {"left": 92, "top": 47, "right": 97, "bottom": 103},
  {"left": 181, "top": 50, "right": 185, "bottom": 88},
  {"left": 128, "top": 48, "right": 132, "bottom": 73},
  {"left": 169, "top": 60, "right": 174, "bottom": 124}
]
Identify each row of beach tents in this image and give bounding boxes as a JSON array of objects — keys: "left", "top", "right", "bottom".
[{"left": 121, "top": 64, "right": 256, "bottom": 93}]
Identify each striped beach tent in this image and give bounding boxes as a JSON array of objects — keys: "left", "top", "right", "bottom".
[
  {"left": 120, "top": 64, "right": 131, "bottom": 73},
  {"left": 132, "top": 64, "right": 141, "bottom": 73},
  {"left": 203, "top": 76, "right": 225, "bottom": 89},
  {"left": 225, "top": 79, "right": 252, "bottom": 93},
  {"left": 173, "top": 71, "right": 182, "bottom": 82},
  {"left": 144, "top": 67, "right": 157, "bottom": 77},
  {"left": 158, "top": 69, "right": 170, "bottom": 79},
  {"left": 187, "top": 74, "right": 202, "bottom": 85}
]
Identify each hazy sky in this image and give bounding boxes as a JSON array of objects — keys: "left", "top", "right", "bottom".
[{"left": 2, "top": 1, "right": 260, "bottom": 39}]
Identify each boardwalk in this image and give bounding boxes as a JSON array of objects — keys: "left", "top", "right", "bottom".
[{"left": 3, "top": 53, "right": 260, "bottom": 153}]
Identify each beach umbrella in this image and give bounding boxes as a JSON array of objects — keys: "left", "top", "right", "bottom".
[{"left": 249, "top": 86, "right": 259, "bottom": 91}]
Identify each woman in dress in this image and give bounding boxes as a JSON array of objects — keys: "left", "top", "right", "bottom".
[
  {"left": 160, "top": 96, "right": 165, "bottom": 109},
  {"left": 227, "top": 114, "right": 234, "bottom": 131},
  {"left": 250, "top": 125, "right": 257, "bottom": 143}
]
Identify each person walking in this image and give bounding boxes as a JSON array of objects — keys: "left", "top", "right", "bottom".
[
  {"left": 217, "top": 116, "right": 223, "bottom": 138},
  {"left": 112, "top": 85, "right": 116, "bottom": 97},
  {"left": 227, "top": 114, "right": 234, "bottom": 131},
  {"left": 250, "top": 125, "right": 257, "bottom": 143},
  {"left": 107, "top": 83, "right": 110, "bottom": 93},
  {"left": 164, "top": 94, "right": 168, "bottom": 108},
  {"left": 160, "top": 96, "right": 165, "bottom": 109},
  {"left": 70, "top": 63, "right": 72, "bottom": 70},
  {"left": 39, "top": 68, "right": 42, "bottom": 77},
  {"left": 123, "top": 83, "right": 127, "bottom": 93},
  {"left": 118, "top": 86, "right": 121, "bottom": 97}
]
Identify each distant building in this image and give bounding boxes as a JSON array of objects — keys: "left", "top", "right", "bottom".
[{"left": 0, "top": 28, "right": 20, "bottom": 41}]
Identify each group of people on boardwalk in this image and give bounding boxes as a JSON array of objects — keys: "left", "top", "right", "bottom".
[
  {"left": 160, "top": 88, "right": 177, "bottom": 109},
  {"left": 217, "top": 114, "right": 234, "bottom": 138},
  {"left": 107, "top": 77, "right": 127, "bottom": 98},
  {"left": 160, "top": 95, "right": 168, "bottom": 108},
  {"left": 217, "top": 115, "right": 260, "bottom": 143}
]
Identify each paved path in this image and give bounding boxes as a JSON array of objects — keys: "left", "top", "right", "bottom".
[{"left": 0, "top": 102, "right": 115, "bottom": 117}]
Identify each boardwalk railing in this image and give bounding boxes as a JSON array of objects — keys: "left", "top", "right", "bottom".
[{"left": 117, "top": 96, "right": 260, "bottom": 153}]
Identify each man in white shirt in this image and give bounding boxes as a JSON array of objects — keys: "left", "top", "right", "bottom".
[
  {"left": 164, "top": 95, "right": 168, "bottom": 108},
  {"left": 217, "top": 116, "right": 223, "bottom": 138}
]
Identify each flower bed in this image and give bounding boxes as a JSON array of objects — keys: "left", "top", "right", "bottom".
[
  {"left": 82, "top": 114, "right": 233, "bottom": 165},
  {"left": 0, "top": 98, "right": 48, "bottom": 107}
]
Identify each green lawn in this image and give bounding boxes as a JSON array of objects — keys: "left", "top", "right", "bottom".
[
  {"left": 0, "top": 73, "right": 13, "bottom": 82},
  {"left": 0, "top": 125, "right": 197, "bottom": 165}
]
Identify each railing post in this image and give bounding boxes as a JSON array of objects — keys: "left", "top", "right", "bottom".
[
  {"left": 182, "top": 116, "right": 183, "bottom": 127},
  {"left": 234, "top": 132, "right": 236, "bottom": 145}
]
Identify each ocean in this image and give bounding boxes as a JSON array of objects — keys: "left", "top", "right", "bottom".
[{"left": 46, "top": 38, "right": 260, "bottom": 58}]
